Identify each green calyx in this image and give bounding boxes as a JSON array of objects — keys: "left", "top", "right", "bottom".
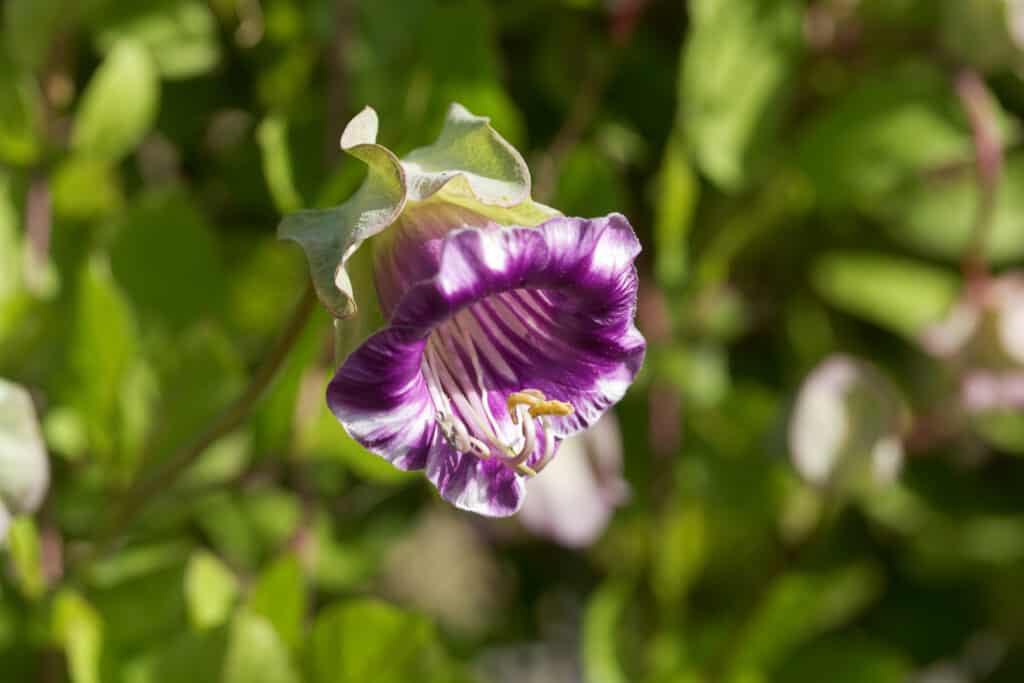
[{"left": 278, "top": 103, "right": 558, "bottom": 319}]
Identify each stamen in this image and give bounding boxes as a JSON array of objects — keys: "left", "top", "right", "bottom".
[{"left": 422, "top": 317, "right": 574, "bottom": 476}]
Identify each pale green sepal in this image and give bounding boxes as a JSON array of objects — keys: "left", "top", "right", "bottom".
[
  {"left": 279, "top": 103, "right": 557, "bottom": 319},
  {"left": 278, "top": 107, "right": 406, "bottom": 318}
]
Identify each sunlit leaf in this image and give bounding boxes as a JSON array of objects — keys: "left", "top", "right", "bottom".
[
  {"left": 7, "top": 517, "right": 44, "bottom": 599},
  {"left": 248, "top": 554, "right": 306, "bottom": 652},
  {"left": 812, "top": 251, "right": 959, "bottom": 338},
  {"left": 223, "top": 610, "right": 300, "bottom": 683},
  {"left": 582, "top": 580, "right": 633, "bottom": 683},
  {"left": 185, "top": 551, "right": 239, "bottom": 630},
  {"left": 309, "top": 599, "right": 448, "bottom": 683},
  {"left": 72, "top": 39, "right": 160, "bottom": 161},
  {"left": 682, "top": 0, "right": 803, "bottom": 189},
  {"left": 94, "top": 0, "right": 221, "bottom": 80},
  {"left": 53, "top": 590, "right": 104, "bottom": 683}
]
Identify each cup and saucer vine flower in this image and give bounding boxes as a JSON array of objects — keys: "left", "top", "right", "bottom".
[{"left": 280, "top": 104, "right": 645, "bottom": 516}]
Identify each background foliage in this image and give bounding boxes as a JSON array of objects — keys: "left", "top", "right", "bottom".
[{"left": 3, "top": 0, "right": 1024, "bottom": 681}]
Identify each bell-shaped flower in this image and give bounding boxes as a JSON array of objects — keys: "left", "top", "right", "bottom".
[
  {"left": 281, "top": 105, "right": 645, "bottom": 516},
  {"left": 0, "top": 379, "right": 50, "bottom": 544}
]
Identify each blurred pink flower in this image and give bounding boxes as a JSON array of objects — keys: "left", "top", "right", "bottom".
[{"left": 518, "top": 412, "right": 630, "bottom": 547}]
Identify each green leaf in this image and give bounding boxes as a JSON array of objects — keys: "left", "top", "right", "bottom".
[
  {"left": 94, "top": 0, "right": 221, "bottom": 80},
  {"left": 879, "top": 154, "right": 1024, "bottom": 264},
  {"left": 812, "top": 251, "right": 959, "bottom": 338},
  {"left": 248, "top": 554, "right": 306, "bottom": 652},
  {"left": 53, "top": 589, "right": 104, "bottom": 683},
  {"left": 257, "top": 115, "right": 303, "bottom": 214},
  {"left": 582, "top": 580, "right": 633, "bottom": 683},
  {"left": 725, "top": 565, "right": 883, "bottom": 678},
  {"left": 68, "top": 257, "right": 146, "bottom": 474},
  {"left": 553, "top": 143, "right": 628, "bottom": 218},
  {"left": 279, "top": 103, "right": 557, "bottom": 319},
  {"left": 298, "top": 401, "right": 414, "bottom": 485},
  {"left": 72, "top": 39, "right": 160, "bottom": 161},
  {"left": 120, "top": 628, "right": 228, "bottom": 683},
  {"left": 184, "top": 551, "right": 240, "bottom": 630},
  {"left": 797, "top": 63, "right": 973, "bottom": 208},
  {"left": 0, "top": 379, "right": 49, "bottom": 517},
  {"left": 309, "top": 599, "right": 448, "bottom": 683},
  {"left": 7, "top": 516, "right": 44, "bottom": 599},
  {"left": 651, "top": 501, "right": 705, "bottom": 608},
  {"left": 653, "top": 130, "right": 699, "bottom": 289},
  {"left": 51, "top": 156, "right": 124, "bottom": 220},
  {"left": 223, "top": 610, "right": 300, "bottom": 683},
  {"left": 109, "top": 191, "right": 225, "bottom": 330},
  {"left": 682, "top": 0, "right": 803, "bottom": 189},
  {"left": 0, "top": 59, "right": 42, "bottom": 165}
]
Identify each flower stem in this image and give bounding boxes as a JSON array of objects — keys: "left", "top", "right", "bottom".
[
  {"left": 955, "top": 68, "right": 1003, "bottom": 286},
  {"left": 85, "top": 282, "right": 318, "bottom": 563}
]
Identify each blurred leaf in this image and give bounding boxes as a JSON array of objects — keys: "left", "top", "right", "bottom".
[
  {"left": 249, "top": 553, "right": 306, "bottom": 652},
  {"left": 880, "top": 154, "right": 1024, "bottom": 264},
  {"left": 583, "top": 580, "right": 633, "bottom": 683},
  {"left": 223, "top": 609, "right": 300, "bottom": 683},
  {"left": 798, "top": 63, "right": 972, "bottom": 208},
  {"left": 121, "top": 628, "right": 227, "bottom": 683},
  {"left": 53, "top": 589, "right": 104, "bottom": 683},
  {"left": 298, "top": 401, "right": 414, "bottom": 485},
  {"left": 51, "top": 157, "right": 124, "bottom": 221},
  {"left": 72, "top": 39, "right": 160, "bottom": 161},
  {"left": 0, "top": 59, "right": 42, "bottom": 165},
  {"left": 7, "top": 517, "right": 44, "bottom": 599},
  {"left": 185, "top": 551, "right": 239, "bottom": 630},
  {"left": 812, "top": 251, "right": 959, "bottom": 338},
  {"left": 3, "top": 0, "right": 64, "bottom": 69},
  {"left": 68, "top": 257, "right": 146, "bottom": 474},
  {"left": 776, "top": 636, "right": 912, "bottom": 683},
  {"left": 653, "top": 130, "right": 699, "bottom": 289},
  {"left": 725, "top": 565, "right": 883, "bottom": 678},
  {"left": 95, "top": 0, "right": 221, "bottom": 80},
  {"left": 682, "top": 0, "right": 802, "bottom": 189},
  {"left": 651, "top": 502, "right": 705, "bottom": 608},
  {"left": 554, "top": 144, "right": 628, "bottom": 218},
  {"left": 309, "top": 598, "right": 449, "bottom": 683},
  {"left": 147, "top": 324, "right": 243, "bottom": 464},
  {"left": 110, "top": 191, "right": 225, "bottom": 330},
  {"left": 258, "top": 115, "right": 303, "bottom": 214}
]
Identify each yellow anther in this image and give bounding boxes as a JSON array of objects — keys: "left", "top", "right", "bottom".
[
  {"left": 528, "top": 399, "right": 573, "bottom": 419},
  {"left": 507, "top": 391, "right": 542, "bottom": 424}
]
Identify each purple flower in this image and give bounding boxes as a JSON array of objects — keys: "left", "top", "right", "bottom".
[{"left": 281, "top": 105, "right": 645, "bottom": 516}]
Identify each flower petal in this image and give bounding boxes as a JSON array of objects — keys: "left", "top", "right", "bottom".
[{"left": 325, "top": 327, "right": 435, "bottom": 471}]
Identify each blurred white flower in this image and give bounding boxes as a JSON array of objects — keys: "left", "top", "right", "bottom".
[
  {"left": 0, "top": 379, "right": 50, "bottom": 544},
  {"left": 789, "top": 355, "right": 908, "bottom": 488},
  {"left": 519, "top": 412, "right": 630, "bottom": 548}
]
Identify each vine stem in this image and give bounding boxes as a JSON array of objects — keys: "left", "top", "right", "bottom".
[
  {"left": 955, "top": 68, "right": 1003, "bottom": 287},
  {"left": 86, "top": 282, "right": 318, "bottom": 562}
]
